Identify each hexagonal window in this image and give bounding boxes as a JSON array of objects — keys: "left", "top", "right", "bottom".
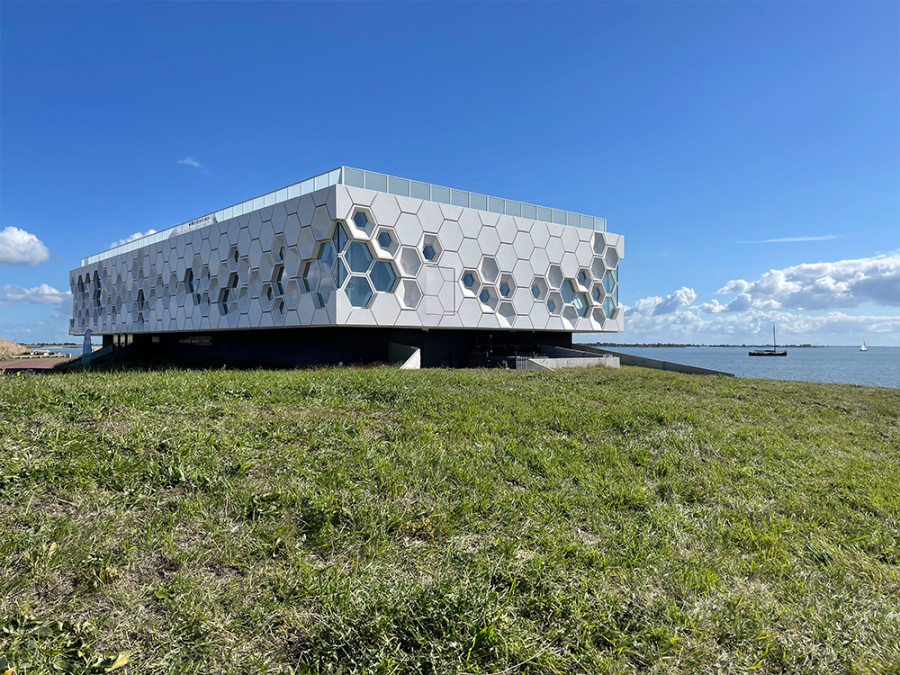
[
  {"left": 603, "top": 296, "right": 616, "bottom": 319},
  {"left": 300, "top": 261, "right": 320, "bottom": 293},
  {"left": 603, "top": 270, "right": 616, "bottom": 295},
  {"left": 398, "top": 246, "right": 422, "bottom": 277},
  {"left": 593, "top": 232, "right": 608, "bottom": 255},
  {"left": 401, "top": 279, "right": 422, "bottom": 308},
  {"left": 577, "top": 269, "right": 589, "bottom": 288},
  {"left": 547, "top": 291, "right": 563, "bottom": 315},
  {"left": 336, "top": 259, "right": 348, "bottom": 287},
  {"left": 278, "top": 245, "right": 286, "bottom": 262},
  {"left": 353, "top": 211, "right": 369, "bottom": 231},
  {"left": 370, "top": 261, "right": 397, "bottom": 292},
  {"left": 604, "top": 246, "right": 619, "bottom": 269},
  {"left": 317, "top": 241, "right": 335, "bottom": 267},
  {"left": 345, "top": 276, "right": 373, "bottom": 307},
  {"left": 497, "top": 301, "right": 516, "bottom": 325},
  {"left": 531, "top": 276, "right": 548, "bottom": 301},
  {"left": 273, "top": 266, "right": 285, "bottom": 295},
  {"left": 377, "top": 231, "right": 392, "bottom": 249},
  {"left": 498, "top": 274, "right": 515, "bottom": 299},
  {"left": 592, "top": 284, "right": 603, "bottom": 302},
  {"left": 332, "top": 222, "right": 349, "bottom": 251},
  {"left": 561, "top": 279, "right": 575, "bottom": 304},
  {"left": 421, "top": 234, "right": 442, "bottom": 263},
  {"left": 548, "top": 265, "right": 563, "bottom": 289},
  {"left": 478, "top": 285, "right": 498, "bottom": 310},
  {"left": 315, "top": 289, "right": 330, "bottom": 309},
  {"left": 266, "top": 285, "right": 274, "bottom": 301},
  {"left": 573, "top": 293, "right": 589, "bottom": 317},
  {"left": 277, "top": 299, "right": 286, "bottom": 315},
  {"left": 591, "top": 256, "right": 605, "bottom": 280},
  {"left": 479, "top": 288, "right": 490, "bottom": 303},
  {"left": 346, "top": 241, "right": 373, "bottom": 273},
  {"left": 480, "top": 256, "right": 500, "bottom": 284}
]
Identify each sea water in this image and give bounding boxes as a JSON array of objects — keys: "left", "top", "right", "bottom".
[{"left": 591, "top": 346, "right": 900, "bottom": 389}]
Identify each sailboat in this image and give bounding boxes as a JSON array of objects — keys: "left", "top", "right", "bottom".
[
  {"left": 749, "top": 325, "right": 787, "bottom": 357},
  {"left": 860, "top": 341, "right": 868, "bottom": 352}
]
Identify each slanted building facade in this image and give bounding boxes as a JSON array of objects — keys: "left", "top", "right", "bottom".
[{"left": 69, "top": 167, "right": 623, "bottom": 367}]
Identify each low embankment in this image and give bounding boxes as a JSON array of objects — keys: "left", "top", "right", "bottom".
[{"left": 1, "top": 366, "right": 897, "bottom": 673}]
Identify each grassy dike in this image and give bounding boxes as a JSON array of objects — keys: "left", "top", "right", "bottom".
[{"left": 1, "top": 365, "right": 898, "bottom": 674}]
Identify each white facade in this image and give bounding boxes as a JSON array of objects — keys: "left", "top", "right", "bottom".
[{"left": 70, "top": 169, "right": 623, "bottom": 336}]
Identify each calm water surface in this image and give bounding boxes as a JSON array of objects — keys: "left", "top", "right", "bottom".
[{"left": 597, "top": 346, "right": 900, "bottom": 389}]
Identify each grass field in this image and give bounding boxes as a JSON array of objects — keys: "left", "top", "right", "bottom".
[{"left": 1, "top": 365, "right": 898, "bottom": 673}]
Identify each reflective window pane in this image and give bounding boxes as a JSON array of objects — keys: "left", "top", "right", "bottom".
[
  {"left": 432, "top": 186, "right": 450, "bottom": 204},
  {"left": 488, "top": 197, "right": 504, "bottom": 214},
  {"left": 389, "top": 176, "right": 410, "bottom": 197},
  {"left": 344, "top": 167, "right": 365, "bottom": 188},
  {"left": 451, "top": 189, "right": 469, "bottom": 207},
  {"left": 521, "top": 203, "right": 536, "bottom": 219},
  {"left": 505, "top": 201, "right": 521, "bottom": 217},
  {"left": 553, "top": 210, "right": 566, "bottom": 225},
  {"left": 410, "top": 181, "right": 430, "bottom": 200},
  {"left": 345, "top": 276, "right": 373, "bottom": 307},
  {"left": 365, "top": 171, "right": 387, "bottom": 192},
  {"left": 370, "top": 261, "right": 397, "bottom": 292},
  {"left": 470, "top": 193, "right": 487, "bottom": 211},
  {"left": 537, "top": 206, "right": 552, "bottom": 222}
]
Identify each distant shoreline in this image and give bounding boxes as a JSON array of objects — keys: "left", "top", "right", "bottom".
[{"left": 585, "top": 343, "right": 885, "bottom": 349}]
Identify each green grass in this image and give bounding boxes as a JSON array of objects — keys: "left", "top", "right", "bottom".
[{"left": 1, "top": 365, "right": 898, "bottom": 674}]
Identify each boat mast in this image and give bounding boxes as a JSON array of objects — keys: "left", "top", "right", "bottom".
[{"left": 772, "top": 324, "right": 776, "bottom": 351}]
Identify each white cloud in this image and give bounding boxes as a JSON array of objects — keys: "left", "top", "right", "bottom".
[
  {"left": 178, "top": 157, "right": 205, "bottom": 170},
  {"left": 0, "top": 283, "right": 70, "bottom": 307},
  {"left": 0, "top": 226, "right": 50, "bottom": 265},
  {"left": 110, "top": 230, "right": 157, "bottom": 249},
  {"left": 629, "top": 286, "right": 696, "bottom": 317},
  {"left": 716, "top": 252, "right": 900, "bottom": 309},
  {"left": 738, "top": 235, "right": 838, "bottom": 243}
]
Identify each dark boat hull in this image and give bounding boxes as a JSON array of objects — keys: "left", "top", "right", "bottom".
[{"left": 748, "top": 350, "right": 787, "bottom": 356}]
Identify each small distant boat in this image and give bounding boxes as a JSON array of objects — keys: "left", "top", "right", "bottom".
[
  {"left": 749, "top": 325, "right": 787, "bottom": 357},
  {"left": 860, "top": 341, "right": 868, "bottom": 352}
]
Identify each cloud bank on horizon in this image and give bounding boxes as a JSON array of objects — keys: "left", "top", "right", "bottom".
[
  {"left": 110, "top": 229, "right": 158, "bottom": 249},
  {"left": 0, "top": 283, "right": 70, "bottom": 307},
  {"left": 619, "top": 252, "right": 900, "bottom": 344}
]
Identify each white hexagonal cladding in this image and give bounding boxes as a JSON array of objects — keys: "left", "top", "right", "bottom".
[
  {"left": 420, "top": 234, "right": 442, "bottom": 264},
  {"left": 604, "top": 245, "right": 620, "bottom": 270},
  {"left": 397, "top": 246, "right": 422, "bottom": 278},
  {"left": 400, "top": 279, "right": 423, "bottom": 309},
  {"left": 498, "top": 273, "right": 515, "bottom": 300},
  {"left": 460, "top": 268, "right": 481, "bottom": 297},
  {"left": 373, "top": 226, "right": 400, "bottom": 258},
  {"left": 477, "top": 285, "right": 499, "bottom": 312},
  {"left": 497, "top": 301, "right": 516, "bottom": 327},
  {"left": 546, "top": 290, "right": 563, "bottom": 315},
  {"left": 547, "top": 264, "right": 563, "bottom": 290},
  {"left": 349, "top": 206, "right": 377, "bottom": 238},
  {"left": 530, "top": 276, "right": 549, "bottom": 301},
  {"left": 479, "top": 256, "right": 500, "bottom": 285}
]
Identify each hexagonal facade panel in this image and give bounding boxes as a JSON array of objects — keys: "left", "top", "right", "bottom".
[{"left": 69, "top": 167, "right": 623, "bottom": 340}]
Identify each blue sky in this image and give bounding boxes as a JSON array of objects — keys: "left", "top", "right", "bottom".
[{"left": 1, "top": 1, "right": 898, "bottom": 345}]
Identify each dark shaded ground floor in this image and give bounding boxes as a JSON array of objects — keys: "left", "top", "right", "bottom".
[{"left": 106, "top": 327, "right": 574, "bottom": 368}]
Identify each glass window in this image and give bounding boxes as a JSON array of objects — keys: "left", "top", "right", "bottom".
[
  {"left": 573, "top": 294, "right": 588, "bottom": 316},
  {"left": 462, "top": 272, "right": 476, "bottom": 288},
  {"left": 253, "top": 196, "right": 265, "bottom": 211},
  {"left": 389, "top": 176, "right": 410, "bottom": 197},
  {"left": 603, "top": 271, "right": 615, "bottom": 294},
  {"left": 317, "top": 242, "right": 335, "bottom": 267},
  {"left": 344, "top": 167, "right": 365, "bottom": 188},
  {"left": 537, "top": 206, "right": 552, "bottom": 222},
  {"left": 346, "top": 241, "right": 373, "bottom": 272},
  {"left": 369, "top": 261, "right": 397, "bottom": 292},
  {"left": 470, "top": 193, "right": 487, "bottom": 211},
  {"left": 553, "top": 210, "right": 566, "bottom": 225},
  {"left": 336, "top": 259, "right": 348, "bottom": 287},
  {"left": 479, "top": 288, "right": 490, "bottom": 304},
  {"left": 603, "top": 296, "right": 615, "bottom": 318},
  {"left": 300, "top": 178, "right": 314, "bottom": 194},
  {"left": 352, "top": 211, "right": 368, "bottom": 230},
  {"left": 410, "top": 181, "right": 430, "bottom": 200},
  {"left": 276, "top": 188, "right": 288, "bottom": 202},
  {"left": 568, "top": 213, "right": 581, "bottom": 228},
  {"left": 488, "top": 197, "right": 504, "bottom": 214},
  {"left": 422, "top": 244, "right": 436, "bottom": 261},
  {"left": 327, "top": 169, "right": 341, "bottom": 186},
  {"left": 265, "top": 192, "right": 276, "bottom": 207},
  {"left": 314, "top": 173, "right": 328, "bottom": 191},
  {"left": 547, "top": 298, "right": 556, "bottom": 314},
  {"left": 521, "top": 203, "right": 536, "bottom": 219},
  {"left": 333, "top": 222, "right": 349, "bottom": 250},
  {"left": 365, "top": 171, "right": 387, "bottom": 192},
  {"left": 432, "top": 186, "right": 450, "bottom": 204},
  {"left": 561, "top": 280, "right": 575, "bottom": 303},
  {"left": 451, "top": 189, "right": 469, "bottom": 207},
  {"left": 377, "top": 231, "right": 392, "bottom": 249},
  {"left": 345, "top": 276, "right": 373, "bottom": 307},
  {"left": 288, "top": 183, "right": 302, "bottom": 199},
  {"left": 505, "top": 201, "right": 521, "bottom": 217},
  {"left": 499, "top": 281, "right": 511, "bottom": 297}
]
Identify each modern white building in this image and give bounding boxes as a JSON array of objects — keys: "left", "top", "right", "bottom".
[{"left": 69, "top": 167, "right": 623, "bottom": 367}]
